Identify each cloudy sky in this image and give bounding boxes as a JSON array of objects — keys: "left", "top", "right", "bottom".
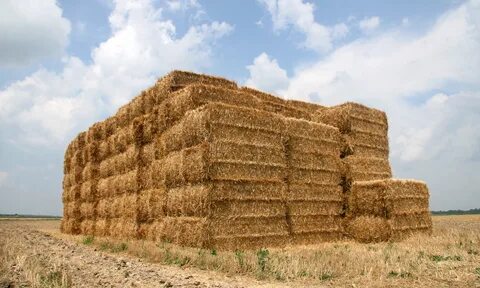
[{"left": 0, "top": 0, "right": 479, "bottom": 215}]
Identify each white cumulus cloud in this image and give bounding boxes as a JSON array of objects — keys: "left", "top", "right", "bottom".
[
  {"left": 0, "top": 0, "right": 233, "bottom": 146},
  {"left": 245, "top": 53, "right": 289, "bottom": 94},
  {"left": 0, "top": 0, "right": 71, "bottom": 67},
  {"left": 258, "top": 0, "right": 348, "bottom": 52},
  {"left": 358, "top": 16, "right": 380, "bottom": 33}
]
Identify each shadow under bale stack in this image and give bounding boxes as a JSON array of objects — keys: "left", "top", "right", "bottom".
[{"left": 61, "top": 70, "right": 432, "bottom": 249}]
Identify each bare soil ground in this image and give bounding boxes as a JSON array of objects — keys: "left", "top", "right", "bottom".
[
  {"left": 1, "top": 215, "right": 479, "bottom": 287},
  {"left": 0, "top": 220, "right": 278, "bottom": 288}
]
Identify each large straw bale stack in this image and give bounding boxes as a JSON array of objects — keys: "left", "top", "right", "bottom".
[{"left": 62, "top": 70, "right": 432, "bottom": 249}]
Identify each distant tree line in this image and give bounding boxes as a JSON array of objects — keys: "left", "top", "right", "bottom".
[
  {"left": 0, "top": 213, "right": 61, "bottom": 218},
  {"left": 431, "top": 208, "right": 480, "bottom": 215}
]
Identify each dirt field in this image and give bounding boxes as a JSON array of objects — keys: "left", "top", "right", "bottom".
[{"left": 1, "top": 215, "right": 479, "bottom": 287}]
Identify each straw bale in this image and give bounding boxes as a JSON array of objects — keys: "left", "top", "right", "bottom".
[
  {"left": 117, "top": 194, "right": 137, "bottom": 219},
  {"left": 114, "top": 125, "right": 135, "bottom": 153},
  {"left": 81, "top": 162, "right": 99, "bottom": 181},
  {"left": 161, "top": 144, "right": 209, "bottom": 186},
  {"left": 71, "top": 131, "right": 87, "bottom": 151},
  {"left": 210, "top": 160, "right": 286, "bottom": 182},
  {"left": 288, "top": 183, "right": 342, "bottom": 201},
  {"left": 211, "top": 200, "right": 286, "bottom": 218},
  {"left": 83, "top": 142, "right": 100, "bottom": 163},
  {"left": 289, "top": 215, "right": 342, "bottom": 234},
  {"left": 79, "top": 202, "right": 96, "bottom": 219},
  {"left": 146, "top": 220, "right": 162, "bottom": 241},
  {"left": 240, "top": 87, "right": 284, "bottom": 104},
  {"left": 86, "top": 122, "right": 104, "bottom": 142},
  {"left": 158, "top": 217, "right": 209, "bottom": 247},
  {"left": 63, "top": 185, "right": 81, "bottom": 202},
  {"left": 71, "top": 150, "right": 84, "bottom": 167},
  {"left": 211, "top": 125, "right": 284, "bottom": 151},
  {"left": 110, "top": 197, "right": 123, "bottom": 219},
  {"left": 96, "top": 198, "right": 110, "bottom": 218},
  {"left": 98, "top": 157, "right": 116, "bottom": 178},
  {"left": 261, "top": 100, "right": 312, "bottom": 120},
  {"left": 63, "top": 202, "right": 81, "bottom": 219},
  {"left": 136, "top": 188, "right": 167, "bottom": 222},
  {"left": 119, "top": 218, "right": 139, "bottom": 238},
  {"left": 102, "top": 116, "right": 117, "bottom": 139},
  {"left": 137, "top": 222, "right": 151, "bottom": 239},
  {"left": 348, "top": 181, "right": 386, "bottom": 218},
  {"left": 167, "top": 85, "right": 260, "bottom": 124},
  {"left": 287, "top": 117, "right": 341, "bottom": 145},
  {"left": 62, "top": 173, "right": 73, "bottom": 189},
  {"left": 166, "top": 185, "right": 210, "bottom": 217},
  {"left": 211, "top": 216, "right": 288, "bottom": 237},
  {"left": 108, "top": 218, "right": 122, "bottom": 238},
  {"left": 130, "top": 95, "right": 146, "bottom": 119},
  {"left": 158, "top": 70, "right": 237, "bottom": 93},
  {"left": 98, "top": 170, "right": 137, "bottom": 197},
  {"left": 80, "top": 220, "right": 95, "bottom": 235},
  {"left": 349, "top": 179, "right": 431, "bottom": 218},
  {"left": 290, "top": 151, "right": 342, "bottom": 174},
  {"left": 289, "top": 200, "right": 343, "bottom": 216},
  {"left": 115, "top": 104, "right": 131, "bottom": 128},
  {"left": 287, "top": 99, "right": 326, "bottom": 114},
  {"left": 61, "top": 218, "right": 81, "bottom": 234},
  {"left": 111, "top": 144, "right": 137, "bottom": 175},
  {"left": 208, "top": 102, "right": 285, "bottom": 133},
  {"left": 344, "top": 156, "right": 392, "bottom": 182},
  {"left": 115, "top": 170, "right": 138, "bottom": 194},
  {"left": 140, "top": 112, "right": 161, "bottom": 144},
  {"left": 344, "top": 135, "right": 389, "bottom": 159},
  {"left": 313, "top": 102, "right": 387, "bottom": 133},
  {"left": 94, "top": 218, "right": 110, "bottom": 237},
  {"left": 239, "top": 87, "right": 312, "bottom": 120},
  {"left": 313, "top": 102, "right": 389, "bottom": 158},
  {"left": 98, "top": 136, "right": 114, "bottom": 160},
  {"left": 139, "top": 142, "right": 155, "bottom": 165},
  {"left": 390, "top": 212, "right": 432, "bottom": 230},
  {"left": 211, "top": 140, "right": 285, "bottom": 165},
  {"left": 211, "top": 234, "right": 289, "bottom": 250},
  {"left": 97, "top": 177, "right": 112, "bottom": 198},
  {"left": 210, "top": 180, "right": 285, "bottom": 201},
  {"left": 80, "top": 181, "right": 97, "bottom": 201},
  {"left": 149, "top": 160, "right": 167, "bottom": 188},
  {"left": 156, "top": 108, "right": 209, "bottom": 157},
  {"left": 346, "top": 216, "right": 392, "bottom": 243},
  {"left": 289, "top": 168, "right": 343, "bottom": 185}
]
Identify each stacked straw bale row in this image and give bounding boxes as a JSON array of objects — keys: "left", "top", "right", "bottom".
[
  {"left": 62, "top": 70, "right": 432, "bottom": 248},
  {"left": 312, "top": 103, "right": 431, "bottom": 242}
]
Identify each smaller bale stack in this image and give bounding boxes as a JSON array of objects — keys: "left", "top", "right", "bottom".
[{"left": 346, "top": 179, "right": 432, "bottom": 241}]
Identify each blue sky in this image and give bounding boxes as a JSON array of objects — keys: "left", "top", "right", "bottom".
[{"left": 0, "top": 0, "right": 479, "bottom": 215}]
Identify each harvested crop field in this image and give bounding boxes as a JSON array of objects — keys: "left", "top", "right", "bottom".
[{"left": 1, "top": 215, "right": 479, "bottom": 287}]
